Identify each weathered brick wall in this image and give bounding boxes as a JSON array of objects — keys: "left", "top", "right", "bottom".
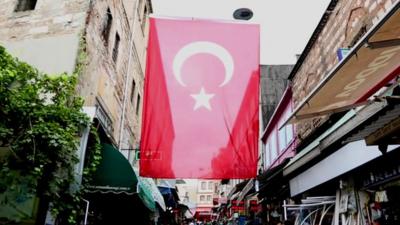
[
  {"left": 0, "top": 0, "right": 88, "bottom": 41},
  {"left": 291, "top": 0, "right": 398, "bottom": 140},
  {"left": 0, "top": 0, "right": 149, "bottom": 151},
  {"left": 78, "top": 0, "right": 148, "bottom": 150},
  {"left": 0, "top": 0, "right": 89, "bottom": 74}
]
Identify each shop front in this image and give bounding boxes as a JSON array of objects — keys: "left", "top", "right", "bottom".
[
  {"left": 256, "top": 159, "right": 292, "bottom": 225},
  {"left": 85, "top": 143, "right": 160, "bottom": 225},
  {"left": 194, "top": 207, "right": 213, "bottom": 222},
  {"left": 285, "top": 138, "right": 400, "bottom": 225},
  {"left": 352, "top": 149, "right": 400, "bottom": 225}
]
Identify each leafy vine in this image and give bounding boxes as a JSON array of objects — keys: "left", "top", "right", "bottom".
[{"left": 0, "top": 44, "right": 101, "bottom": 224}]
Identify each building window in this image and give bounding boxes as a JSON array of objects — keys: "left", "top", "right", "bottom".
[
  {"left": 278, "top": 123, "right": 286, "bottom": 152},
  {"left": 201, "top": 181, "right": 206, "bottom": 190},
  {"left": 200, "top": 195, "right": 205, "bottom": 202},
  {"left": 143, "top": 4, "right": 148, "bottom": 19},
  {"left": 137, "top": 0, "right": 144, "bottom": 15},
  {"left": 285, "top": 109, "right": 294, "bottom": 144},
  {"left": 112, "top": 32, "right": 120, "bottom": 63},
  {"left": 136, "top": 94, "right": 141, "bottom": 115},
  {"left": 265, "top": 142, "right": 271, "bottom": 168},
  {"left": 130, "top": 79, "right": 136, "bottom": 103},
  {"left": 183, "top": 191, "right": 189, "bottom": 202},
  {"left": 207, "top": 195, "right": 212, "bottom": 202},
  {"left": 270, "top": 131, "right": 278, "bottom": 162},
  {"left": 141, "top": 4, "right": 148, "bottom": 31},
  {"left": 102, "top": 8, "right": 113, "bottom": 45},
  {"left": 208, "top": 182, "right": 213, "bottom": 190},
  {"left": 15, "top": 0, "right": 37, "bottom": 12}
]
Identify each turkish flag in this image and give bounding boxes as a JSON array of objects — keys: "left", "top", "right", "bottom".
[{"left": 140, "top": 17, "right": 259, "bottom": 179}]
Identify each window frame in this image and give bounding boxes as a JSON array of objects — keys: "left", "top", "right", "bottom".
[
  {"left": 201, "top": 181, "right": 206, "bottom": 190},
  {"left": 264, "top": 141, "right": 271, "bottom": 168},
  {"left": 112, "top": 32, "right": 120, "bottom": 63},
  {"left": 270, "top": 130, "right": 278, "bottom": 162},
  {"left": 285, "top": 108, "right": 294, "bottom": 145},
  {"left": 102, "top": 8, "right": 113, "bottom": 45},
  {"left": 278, "top": 121, "right": 287, "bottom": 152},
  {"left": 141, "top": 4, "right": 148, "bottom": 30},
  {"left": 208, "top": 182, "right": 213, "bottom": 190},
  {"left": 136, "top": 94, "right": 141, "bottom": 115},
  {"left": 14, "top": 0, "right": 37, "bottom": 12},
  {"left": 130, "top": 79, "right": 136, "bottom": 103}
]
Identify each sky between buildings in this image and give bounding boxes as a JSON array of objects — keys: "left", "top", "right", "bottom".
[{"left": 152, "top": 0, "right": 331, "bottom": 65}]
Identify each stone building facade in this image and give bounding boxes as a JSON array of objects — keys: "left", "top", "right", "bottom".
[
  {"left": 289, "top": 0, "right": 398, "bottom": 141},
  {"left": 260, "top": 65, "right": 293, "bottom": 129},
  {"left": 0, "top": 0, "right": 152, "bottom": 162}
]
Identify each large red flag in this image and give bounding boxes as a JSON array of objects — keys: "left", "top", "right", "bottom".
[{"left": 140, "top": 17, "right": 259, "bottom": 179}]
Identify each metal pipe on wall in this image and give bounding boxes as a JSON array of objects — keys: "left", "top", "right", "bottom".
[{"left": 118, "top": 0, "right": 139, "bottom": 152}]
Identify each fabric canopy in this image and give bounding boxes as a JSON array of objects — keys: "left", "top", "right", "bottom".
[
  {"left": 257, "top": 158, "right": 291, "bottom": 199},
  {"left": 136, "top": 170, "right": 167, "bottom": 211},
  {"left": 286, "top": 3, "right": 400, "bottom": 124},
  {"left": 137, "top": 178, "right": 156, "bottom": 212},
  {"left": 87, "top": 143, "right": 138, "bottom": 194},
  {"left": 158, "top": 186, "right": 179, "bottom": 208},
  {"left": 87, "top": 144, "right": 160, "bottom": 212},
  {"left": 237, "top": 179, "right": 254, "bottom": 202}
]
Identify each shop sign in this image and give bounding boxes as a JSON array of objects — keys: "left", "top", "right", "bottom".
[
  {"left": 95, "top": 99, "right": 114, "bottom": 135},
  {"left": 231, "top": 200, "right": 244, "bottom": 211},
  {"left": 362, "top": 163, "right": 400, "bottom": 187},
  {"left": 337, "top": 48, "right": 350, "bottom": 61},
  {"left": 249, "top": 200, "right": 259, "bottom": 212}
]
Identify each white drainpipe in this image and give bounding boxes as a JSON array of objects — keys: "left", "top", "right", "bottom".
[{"left": 118, "top": 0, "right": 140, "bottom": 151}]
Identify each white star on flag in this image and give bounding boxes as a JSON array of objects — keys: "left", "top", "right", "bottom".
[{"left": 190, "top": 87, "right": 215, "bottom": 111}]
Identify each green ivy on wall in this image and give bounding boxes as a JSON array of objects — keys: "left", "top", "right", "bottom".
[{"left": 0, "top": 45, "right": 101, "bottom": 224}]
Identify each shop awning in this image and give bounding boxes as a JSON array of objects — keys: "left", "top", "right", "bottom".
[
  {"left": 87, "top": 144, "right": 160, "bottom": 212},
  {"left": 283, "top": 112, "right": 356, "bottom": 176},
  {"left": 158, "top": 186, "right": 180, "bottom": 208},
  {"left": 288, "top": 140, "right": 399, "bottom": 196},
  {"left": 285, "top": 2, "right": 400, "bottom": 124},
  {"left": 345, "top": 102, "right": 400, "bottom": 145},
  {"left": 137, "top": 173, "right": 166, "bottom": 212},
  {"left": 178, "top": 203, "right": 194, "bottom": 219},
  {"left": 284, "top": 84, "right": 398, "bottom": 176},
  {"left": 226, "top": 180, "right": 247, "bottom": 200},
  {"left": 195, "top": 207, "right": 213, "bottom": 218},
  {"left": 257, "top": 158, "right": 290, "bottom": 199},
  {"left": 87, "top": 143, "right": 138, "bottom": 194},
  {"left": 237, "top": 179, "right": 254, "bottom": 202}
]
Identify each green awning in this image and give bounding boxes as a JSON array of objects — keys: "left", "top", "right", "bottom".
[
  {"left": 135, "top": 170, "right": 167, "bottom": 212},
  {"left": 136, "top": 174, "right": 156, "bottom": 212},
  {"left": 87, "top": 143, "right": 138, "bottom": 194},
  {"left": 87, "top": 144, "right": 158, "bottom": 212}
]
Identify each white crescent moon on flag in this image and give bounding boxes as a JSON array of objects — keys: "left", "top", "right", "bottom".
[{"left": 172, "top": 41, "right": 234, "bottom": 87}]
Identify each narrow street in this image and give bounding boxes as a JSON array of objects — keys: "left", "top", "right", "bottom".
[{"left": 0, "top": 1, "right": 400, "bottom": 225}]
